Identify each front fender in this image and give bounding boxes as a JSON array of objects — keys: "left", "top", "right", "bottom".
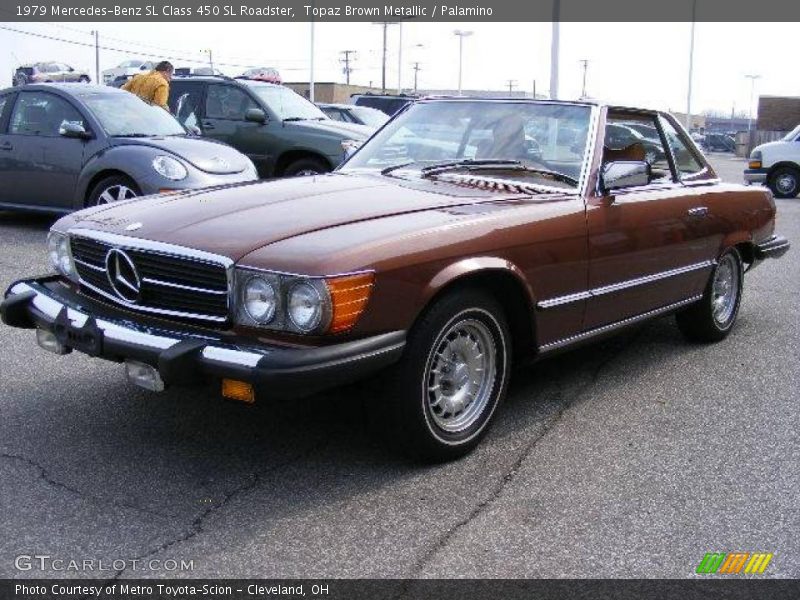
[
  {"left": 73, "top": 146, "right": 162, "bottom": 209},
  {"left": 421, "top": 256, "right": 536, "bottom": 309}
]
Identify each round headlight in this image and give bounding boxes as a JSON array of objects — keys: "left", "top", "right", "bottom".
[
  {"left": 47, "top": 232, "right": 62, "bottom": 272},
  {"left": 244, "top": 277, "right": 276, "bottom": 323},
  {"left": 47, "top": 232, "right": 76, "bottom": 279},
  {"left": 152, "top": 155, "right": 188, "bottom": 181},
  {"left": 287, "top": 282, "right": 323, "bottom": 332}
]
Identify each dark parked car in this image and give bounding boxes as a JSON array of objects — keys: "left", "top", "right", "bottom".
[
  {"left": 703, "top": 133, "right": 736, "bottom": 152},
  {"left": 0, "top": 84, "right": 257, "bottom": 213},
  {"left": 14, "top": 62, "right": 90, "bottom": 87},
  {"left": 317, "top": 103, "right": 390, "bottom": 129},
  {"left": 351, "top": 92, "right": 416, "bottom": 116},
  {"left": 1, "top": 99, "right": 789, "bottom": 461},
  {"left": 169, "top": 76, "right": 371, "bottom": 177},
  {"left": 605, "top": 122, "right": 665, "bottom": 165}
]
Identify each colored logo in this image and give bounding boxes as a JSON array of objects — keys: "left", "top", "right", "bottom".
[{"left": 696, "top": 552, "right": 773, "bottom": 574}]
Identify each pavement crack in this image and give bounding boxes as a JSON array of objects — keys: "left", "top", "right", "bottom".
[
  {"left": 106, "top": 434, "right": 334, "bottom": 582},
  {"left": 0, "top": 451, "right": 172, "bottom": 520},
  {"left": 406, "top": 327, "right": 646, "bottom": 582}
]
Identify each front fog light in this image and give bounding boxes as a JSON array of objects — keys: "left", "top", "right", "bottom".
[
  {"left": 287, "top": 282, "right": 324, "bottom": 332},
  {"left": 244, "top": 277, "right": 277, "bottom": 323}
]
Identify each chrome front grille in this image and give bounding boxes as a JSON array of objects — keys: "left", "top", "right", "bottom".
[{"left": 70, "top": 234, "right": 230, "bottom": 323}]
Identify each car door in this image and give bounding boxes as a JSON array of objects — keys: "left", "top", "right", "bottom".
[
  {"left": 3, "top": 91, "right": 88, "bottom": 210},
  {"left": 0, "top": 92, "right": 17, "bottom": 203},
  {"left": 202, "top": 83, "right": 274, "bottom": 176},
  {"left": 583, "top": 111, "right": 715, "bottom": 331}
]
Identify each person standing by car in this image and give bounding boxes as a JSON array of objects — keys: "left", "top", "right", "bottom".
[{"left": 122, "top": 61, "right": 174, "bottom": 111}]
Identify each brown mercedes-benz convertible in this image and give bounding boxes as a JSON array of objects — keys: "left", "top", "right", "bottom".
[{"left": 1, "top": 98, "right": 790, "bottom": 460}]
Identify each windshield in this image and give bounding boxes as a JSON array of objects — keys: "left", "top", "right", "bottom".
[
  {"left": 249, "top": 85, "right": 326, "bottom": 120},
  {"left": 83, "top": 93, "right": 186, "bottom": 137},
  {"left": 119, "top": 60, "right": 143, "bottom": 68},
  {"left": 342, "top": 100, "right": 592, "bottom": 188},
  {"left": 351, "top": 106, "right": 389, "bottom": 127},
  {"left": 782, "top": 124, "right": 800, "bottom": 141}
]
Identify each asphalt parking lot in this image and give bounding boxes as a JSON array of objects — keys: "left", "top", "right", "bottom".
[{"left": 1, "top": 154, "right": 797, "bottom": 579}]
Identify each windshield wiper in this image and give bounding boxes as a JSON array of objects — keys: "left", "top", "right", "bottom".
[
  {"left": 380, "top": 160, "right": 416, "bottom": 175},
  {"left": 282, "top": 117, "right": 307, "bottom": 122},
  {"left": 111, "top": 133, "right": 153, "bottom": 138},
  {"left": 420, "top": 159, "right": 579, "bottom": 186}
]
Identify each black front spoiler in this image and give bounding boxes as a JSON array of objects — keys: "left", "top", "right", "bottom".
[{"left": 1, "top": 277, "right": 406, "bottom": 400}]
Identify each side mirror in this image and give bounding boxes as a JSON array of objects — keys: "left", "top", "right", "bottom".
[
  {"left": 600, "top": 160, "right": 650, "bottom": 193},
  {"left": 245, "top": 108, "right": 267, "bottom": 124},
  {"left": 59, "top": 121, "right": 91, "bottom": 140}
]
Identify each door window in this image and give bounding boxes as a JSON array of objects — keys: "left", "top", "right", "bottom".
[
  {"left": 205, "top": 85, "right": 257, "bottom": 120},
  {"left": 605, "top": 113, "right": 671, "bottom": 182},
  {"left": 658, "top": 117, "right": 706, "bottom": 179},
  {"left": 172, "top": 85, "right": 204, "bottom": 129},
  {"left": 9, "top": 92, "right": 85, "bottom": 136}
]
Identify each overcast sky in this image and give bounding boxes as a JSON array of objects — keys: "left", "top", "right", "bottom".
[{"left": 1, "top": 21, "right": 796, "bottom": 115}]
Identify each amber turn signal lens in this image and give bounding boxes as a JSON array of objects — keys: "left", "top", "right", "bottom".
[
  {"left": 748, "top": 161, "right": 762, "bottom": 170},
  {"left": 325, "top": 272, "right": 375, "bottom": 333},
  {"left": 222, "top": 379, "right": 255, "bottom": 404}
]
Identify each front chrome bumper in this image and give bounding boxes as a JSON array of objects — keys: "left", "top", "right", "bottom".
[{"left": 1, "top": 277, "right": 405, "bottom": 399}]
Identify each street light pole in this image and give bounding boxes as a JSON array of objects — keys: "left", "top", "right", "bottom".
[
  {"left": 454, "top": 29, "right": 473, "bottom": 96},
  {"left": 745, "top": 74, "right": 761, "bottom": 134},
  {"left": 92, "top": 30, "right": 99, "bottom": 84},
  {"left": 549, "top": 0, "right": 560, "bottom": 100},
  {"left": 397, "top": 22, "right": 403, "bottom": 94},
  {"left": 373, "top": 22, "right": 398, "bottom": 93},
  {"left": 685, "top": 0, "right": 697, "bottom": 130}
]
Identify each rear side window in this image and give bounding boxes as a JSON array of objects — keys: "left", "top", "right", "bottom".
[
  {"left": 171, "top": 83, "right": 204, "bottom": 129},
  {"left": 205, "top": 85, "right": 257, "bottom": 120},
  {"left": 9, "top": 92, "right": 85, "bottom": 136},
  {"left": 658, "top": 117, "right": 706, "bottom": 179}
]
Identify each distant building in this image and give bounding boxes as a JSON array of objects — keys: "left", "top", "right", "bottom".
[{"left": 757, "top": 96, "right": 800, "bottom": 132}]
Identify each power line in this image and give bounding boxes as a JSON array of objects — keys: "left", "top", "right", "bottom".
[{"left": 0, "top": 25, "right": 310, "bottom": 71}]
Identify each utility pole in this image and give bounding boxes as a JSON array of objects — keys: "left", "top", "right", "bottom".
[
  {"left": 309, "top": 20, "right": 315, "bottom": 101},
  {"left": 91, "top": 30, "right": 99, "bottom": 84},
  {"left": 339, "top": 50, "right": 356, "bottom": 85},
  {"left": 506, "top": 79, "right": 517, "bottom": 94},
  {"left": 532, "top": 79, "right": 536, "bottom": 99},
  {"left": 373, "top": 22, "right": 398, "bottom": 93},
  {"left": 579, "top": 59, "right": 589, "bottom": 98},
  {"left": 685, "top": 0, "right": 697, "bottom": 130},
  {"left": 202, "top": 49, "right": 214, "bottom": 73},
  {"left": 397, "top": 21, "right": 402, "bottom": 94},
  {"left": 453, "top": 29, "right": 473, "bottom": 96},
  {"left": 411, "top": 62, "right": 422, "bottom": 92}
]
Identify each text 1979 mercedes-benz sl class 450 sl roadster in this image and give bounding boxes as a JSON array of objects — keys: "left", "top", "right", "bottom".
[{"left": 1, "top": 98, "right": 791, "bottom": 461}]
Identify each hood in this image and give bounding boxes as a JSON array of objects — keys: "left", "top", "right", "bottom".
[
  {"left": 754, "top": 140, "right": 792, "bottom": 154},
  {"left": 287, "top": 119, "right": 372, "bottom": 140},
  {"left": 111, "top": 136, "right": 251, "bottom": 174},
  {"left": 65, "top": 173, "right": 530, "bottom": 261}
]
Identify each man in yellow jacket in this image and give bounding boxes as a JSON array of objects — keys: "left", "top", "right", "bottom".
[{"left": 122, "top": 61, "right": 174, "bottom": 111}]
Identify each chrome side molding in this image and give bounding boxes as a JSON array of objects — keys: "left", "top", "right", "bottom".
[
  {"left": 537, "top": 260, "right": 713, "bottom": 309},
  {"left": 538, "top": 295, "right": 702, "bottom": 354}
]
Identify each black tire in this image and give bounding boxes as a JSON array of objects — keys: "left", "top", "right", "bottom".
[
  {"left": 381, "top": 288, "right": 512, "bottom": 462},
  {"left": 768, "top": 166, "right": 800, "bottom": 199},
  {"left": 78, "top": 75, "right": 90, "bottom": 83},
  {"left": 86, "top": 175, "right": 140, "bottom": 208},
  {"left": 283, "top": 157, "right": 329, "bottom": 177},
  {"left": 676, "top": 248, "right": 743, "bottom": 343}
]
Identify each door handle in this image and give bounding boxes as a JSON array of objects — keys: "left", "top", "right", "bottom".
[
  {"left": 201, "top": 121, "right": 215, "bottom": 130},
  {"left": 687, "top": 206, "right": 709, "bottom": 217},
  {"left": 0, "top": 142, "right": 12, "bottom": 151}
]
